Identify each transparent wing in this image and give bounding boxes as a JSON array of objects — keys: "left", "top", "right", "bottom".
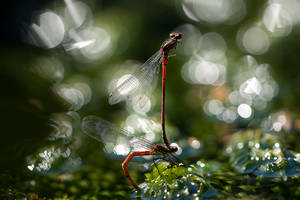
[
  {"left": 162, "top": 153, "right": 186, "bottom": 166},
  {"left": 146, "top": 153, "right": 185, "bottom": 169},
  {"left": 81, "top": 115, "right": 154, "bottom": 155},
  {"left": 109, "top": 51, "right": 162, "bottom": 105}
]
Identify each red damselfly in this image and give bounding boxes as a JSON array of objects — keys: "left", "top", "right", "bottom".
[
  {"left": 109, "top": 32, "right": 182, "bottom": 149},
  {"left": 81, "top": 115, "right": 183, "bottom": 190}
]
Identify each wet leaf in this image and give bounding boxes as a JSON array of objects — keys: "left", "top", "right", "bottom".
[
  {"left": 226, "top": 130, "right": 300, "bottom": 178},
  {"left": 135, "top": 161, "right": 218, "bottom": 199}
]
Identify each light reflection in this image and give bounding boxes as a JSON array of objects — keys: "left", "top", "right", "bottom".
[
  {"left": 240, "top": 26, "right": 270, "bottom": 55},
  {"left": 54, "top": 84, "right": 84, "bottom": 111},
  {"left": 170, "top": 143, "right": 182, "bottom": 155},
  {"left": 204, "top": 99, "right": 223, "bottom": 116},
  {"left": 197, "top": 32, "right": 227, "bottom": 61},
  {"left": 130, "top": 94, "right": 151, "bottom": 114},
  {"left": 201, "top": 55, "right": 278, "bottom": 123},
  {"left": 112, "top": 136, "right": 131, "bottom": 156},
  {"left": 79, "top": 27, "right": 111, "bottom": 60},
  {"left": 196, "top": 161, "right": 205, "bottom": 168},
  {"left": 222, "top": 108, "right": 237, "bottom": 123},
  {"left": 240, "top": 77, "right": 262, "bottom": 96},
  {"left": 294, "top": 154, "right": 300, "bottom": 162},
  {"left": 123, "top": 126, "right": 135, "bottom": 135},
  {"left": 227, "top": 131, "right": 300, "bottom": 177},
  {"left": 273, "top": 122, "right": 282, "bottom": 131},
  {"left": 255, "top": 143, "right": 260, "bottom": 149},
  {"left": 49, "top": 118, "right": 72, "bottom": 141},
  {"left": 104, "top": 143, "right": 114, "bottom": 154},
  {"left": 188, "top": 137, "right": 201, "bottom": 149},
  {"left": 183, "top": 57, "right": 226, "bottom": 86},
  {"left": 53, "top": 82, "right": 91, "bottom": 111},
  {"left": 261, "top": 111, "right": 291, "bottom": 132},
  {"left": 181, "top": 0, "right": 246, "bottom": 25},
  {"left": 174, "top": 24, "right": 202, "bottom": 56},
  {"left": 65, "top": 26, "right": 112, "bottom": 61},
  {"left": 117, "top": 74, "right": 140, "bottom": 96},
  {"left": 261, "top": 82, "right": 277, "bottom": 101},
  {"left": 33, "top": 57, "right": 64, "bottom": 82},
  {"left": 28, "top": 0, "right": 112, "bottom": 62},
  {"left": 255, "top": 65, "right": 269, "bottom": 80},
  {"left": 107, "top": 60, "right": 144, "bottom": 105},
  {"left": 237, "top": 104, "right": 252, "bottom": 118},
  {"left": 137, "top": 117, "right": 156, "bottom": 135},
  {"left": 125, "top": 114, "right": 140, "bottom": 129},
  {"left": 64, "top": 0, "right": 92, "bottom": 28},
  {"left": 30, "top": 11, "right": 65, "bottom": 48},
  {"left": 263, "top": 3, "right": 292, "bottom": 37},
  {"left": 181, "top": 60, "right": 194, "bottom": 84},
  {"left": 237, "top": 142, "right": 244, "bottom": 149},
  {"left": 72, "top": 82, "right": 92, "bottom": 105},
  {"left": 27, "top": 111, "right": 81, "bottom": 174},
  {"left": 181, "top": 32, "right": 227, "bottom": 86},
  {"left": 228, "top": 91, "right": 240, "bottom": 105},
  {"left": 125, "top": 114, "right": 160, "bottom": 141},
  {"left": 270, "top": 0, "right": 300, "bottom": 24},
  {"left": 195, "top": 60, "right": 220, "bottom": 85},
  {"left": 27, "top": 146, "right": 71, "bottom": 173},
  {"left": 191, "top": 140, "right": 201, "bottom": 149},
  {"left": 64, "top": 39, "right": 95, "bottom": 51},
  {"left": 145, "top": 132, "right": 155, "bottom": 142},
  {"left": 253, "top": 99, "right": 267, "bottom": 111},
  {"left": 114, "top": 143, "right": 130, "bottom": 156}
]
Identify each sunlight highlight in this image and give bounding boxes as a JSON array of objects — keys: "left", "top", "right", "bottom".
[{"left": 181, "top": 0, "right": 246, "bottom": 25}]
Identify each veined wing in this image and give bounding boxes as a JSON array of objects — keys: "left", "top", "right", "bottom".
[
  {"left": 109, "top": 51, "right": 162, "bottom": 105},
  {"left": 81, "top": 115, "right": 154, "bottom": 155},
  {"left": 162, "top": 153, "right": 186, "bottom": 167}
]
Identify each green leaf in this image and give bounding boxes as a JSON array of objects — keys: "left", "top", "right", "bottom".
[{"left": 136, "top": 161, "right": 218, "bottom": 199}]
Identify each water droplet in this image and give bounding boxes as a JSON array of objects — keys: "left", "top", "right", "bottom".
[
  {"left": 237, "top": 142, "right": 244, "bottom": 149},
  {"left": 255, "top": 143, "right": 260, "bottom": 148}
]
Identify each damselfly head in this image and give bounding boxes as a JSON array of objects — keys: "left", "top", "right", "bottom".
[{"left": 169, "top": 32, "right": 182, "bottom": 41}]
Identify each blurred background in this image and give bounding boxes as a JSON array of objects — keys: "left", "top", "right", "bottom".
[{"left": 1, "top": 0, "right": 300, "bottom": 199}]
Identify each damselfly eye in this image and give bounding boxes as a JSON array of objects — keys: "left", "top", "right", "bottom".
[
  {"left": 169, "top": 32, "right": 182, "bottom": 40},
  {"left": 169, "top": 33, "right": 176, "bottom": 38},
  {"left": 176, "top": 33, "right": 182, "bottom": 40}
]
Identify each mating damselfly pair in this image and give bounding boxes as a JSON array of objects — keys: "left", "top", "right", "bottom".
[{"left": 82, "top": 32, "right": 182, "bottom": 190}]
